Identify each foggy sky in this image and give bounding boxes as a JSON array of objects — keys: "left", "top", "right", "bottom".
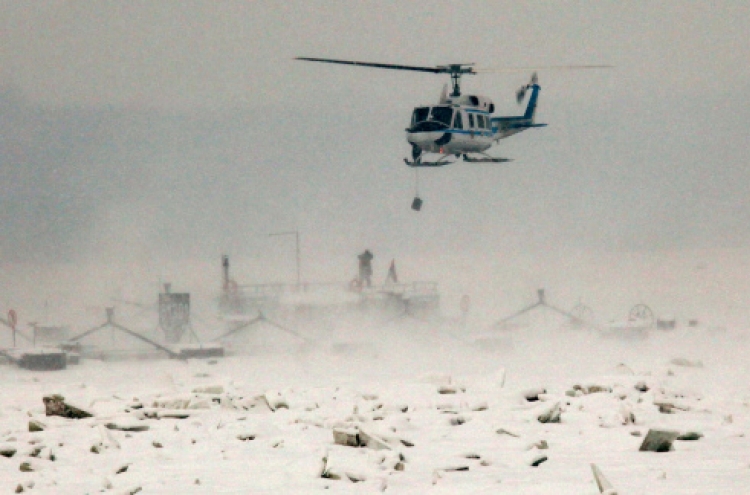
[{"left": 1, "top": 1, "right": 750, "bottom": 323}]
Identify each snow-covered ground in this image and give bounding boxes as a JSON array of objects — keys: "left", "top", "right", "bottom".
[{"left": 2, "top": 320, "right": 750, "bottom": 494}]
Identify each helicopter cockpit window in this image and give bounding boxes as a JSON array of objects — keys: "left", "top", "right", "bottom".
[
  {"left": 430, "top": 106, "right": 454, "bottom": 127},
  {"left": 412, "top": 107, "right": 430, "bottom": 126},
  {"left": 453, "top": 111, "right": 463, "bottom": 129},
  {"left": 468, "top": 113, "right": 475, "bottom": 128}
]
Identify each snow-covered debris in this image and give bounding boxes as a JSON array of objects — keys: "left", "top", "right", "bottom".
[
  {"left": 27, "top": 420, "right": 45, "bottom": 432},
  {"left": 669, "top": 357, "right": 704, "bottom": 368},
  {"left": 2, "top": 323, "right": 750, "bottom": 493},
  {"left": 591, "top": 463, "right": 619, "bottom": 494},
  {"left": 536, "top": 401, "right": 563, "bottom": 423},
  {"left": 676, "top": 431, "right": 703, "bottom": 441},
  {"left": 42, "top": 394, "right": 92, "bottom": 419},
  {"left": 639, "top": 428, "right": 680, "bottom": 452},
  {"left": 525, "top": 448, "right": 548, "bottom": 467},
  {"left": 104, "top": 420, "right": 149, "bottom": 432}
]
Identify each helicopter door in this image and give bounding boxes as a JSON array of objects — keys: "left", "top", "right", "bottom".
[{"left": 453, "top": 110, "right": 463, "bottom": 130}]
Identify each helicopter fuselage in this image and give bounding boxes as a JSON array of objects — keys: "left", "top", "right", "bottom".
[
  {"left": 406, "top": 105, "right": 494, "bottom": 155},
  {"left": 405, "top": 84, "right": 545, "bottom": 163}
]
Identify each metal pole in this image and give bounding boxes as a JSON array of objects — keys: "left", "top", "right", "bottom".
[{"left": 295, "top": 231, "right": 301, "bottom": 288}]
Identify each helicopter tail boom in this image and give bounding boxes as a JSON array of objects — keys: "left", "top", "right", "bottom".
[{"left": 490, "top": 82, "right": 546, "bottom": 139}]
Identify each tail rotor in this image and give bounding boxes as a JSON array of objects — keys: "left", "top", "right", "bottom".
[{"left": 516, "top": 72, "right": 538, "bottom": 104}]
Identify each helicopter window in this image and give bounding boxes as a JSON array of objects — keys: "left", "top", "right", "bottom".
[
  {"left": 412, "top": 107, "right": 430, "bottom": 126},
  {"left": 453, "top": 111, "right": 463, "bottom": 129},
  {"left": 430, "top": 106, "right": 454, "bottom": 126},
  {"left": 467, "top": 113, "right": 475, "bottom": 128},
  {"left": 477, "top": 114, "right": 485, "bottom": 129}
]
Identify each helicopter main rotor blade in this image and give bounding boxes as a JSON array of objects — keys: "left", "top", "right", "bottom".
[
  {"left": 475, "top": 64, "right": 613, "bottom": 73},
  {"left": 296, "top": 57, "right": 474, "bottom": 75}
]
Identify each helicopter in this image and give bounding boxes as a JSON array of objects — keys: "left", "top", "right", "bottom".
[
  {"left": 296, "top": 57, "right": 609, "bottom": 209},
  {"left": 296, "top": 57, "right": 609, "bottom": 164}
]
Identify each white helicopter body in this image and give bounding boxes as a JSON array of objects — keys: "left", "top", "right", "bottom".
[{"left": 405, "top": 85, "right": 545, "bottom": 165}]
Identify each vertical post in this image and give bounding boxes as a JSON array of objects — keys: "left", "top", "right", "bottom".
[
  {"left": 222, "top": 255, "right": 230, "bottom": 291},
  {"left": 295, "top": 231, "right": 301, "bottom": 289},
  {"left": 8, "top": 310, "right": 18, "bottom": 348}
]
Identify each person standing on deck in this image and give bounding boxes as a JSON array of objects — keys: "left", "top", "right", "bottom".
[{"left": 358, "top": 249, "right": 374, "bottom": 287}]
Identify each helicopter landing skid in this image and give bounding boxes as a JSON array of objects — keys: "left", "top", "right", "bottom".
[
  {"left": 462, "top": 154, "right": 513, "bottom": 163},
  {"left": 403, "top": 158, "right": 455, "bottom": 168}
]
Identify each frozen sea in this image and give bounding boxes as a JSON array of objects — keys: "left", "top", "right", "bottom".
[{"left": 2, "top": 317, "right": 750, "bottom": 494}]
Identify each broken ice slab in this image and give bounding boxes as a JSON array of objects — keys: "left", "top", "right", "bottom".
[
  {"left": 332, "top": 427, "right": 360, "bottom": 447},
  {"left": 537, "top": 402, "right": 562, "bottom": 423},
  {"left": 669, "top": 357, "right": 704, "bottom": 368},
  {"left": 0, "top": 445, "right": 17, "bottom": 458},
  {"left": 358, "top": 429, "right": 392, "bottom": 451},
  {"left": 525, "top": 449, "right": 548, "bottom": 467},
  {"left": 332, "top": 426, "right": 393, "bottom": 451},
  {"left": 43, "top": 394, "right": 93, "bottom": 419},
  {"left": 105, "top": 421, "right": 150, "bottom": 432},
  {"left": 676, "top": 431, "right": 704, "bottom": 441},
  {"left": 191, "top": 385, "right": 225, "bottom": 394},
  {"left": 437, "top": 384, "right": 466, "bottom": 394},
  {"left": 591, "top": 463, "right": 618, "bottom": 494},
  {"left": 28, "top": 420, "right": 46, "bottom": 432},
  {"left": 639, "top": 429, "right": 680, "bottom": 452},
  {"left": 140, "top": 408, "right": 191, "bottom": 419},
  {"left": 495, "top": 427, "right": 520, "bottom": 437},
  {"left": 521, "top": 387, "right": 547, "bottom": 402}
]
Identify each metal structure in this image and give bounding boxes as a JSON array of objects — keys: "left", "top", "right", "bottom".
[
  {"left": 0, "top": 313, "right": 32, "bottom": 346},
  {"left": 158, "top": 284, "right": 190, "bottom": 344},
  {"left": 0, "top": 348, "right": 67, "bottom": 371},
  {"left": 218, "top": 255, "right": 441, "bottom": 325},
  {"left": 64, "top": 308, "right": 181, "bottom": 359},
  {"left": 628, "top": 304, "right": 655, "bottom": 329},
  {"left": 212, "top": 311, "right": 309, "bottom": 343},
  {"left": 112, "top": 284, "right": 222, "bottom": 358},
  {"left": 599, "top": 303, "right": 655, "bottom": 340},
  {"left": 493, "top": 289, "right": 593, "bottom": 329}
]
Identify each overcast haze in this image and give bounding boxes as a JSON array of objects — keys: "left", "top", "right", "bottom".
[{"left": 1, "top": 1, "right": 750, "bottom": 325}]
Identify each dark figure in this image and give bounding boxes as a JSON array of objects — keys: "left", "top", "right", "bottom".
[{"left": 358, "top": 249, "right": 374, "bottom": 287}]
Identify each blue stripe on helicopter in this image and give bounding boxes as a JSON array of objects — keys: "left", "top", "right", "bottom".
[{"left": 408, "top": 129, "right": 494, "bottom": 137}]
